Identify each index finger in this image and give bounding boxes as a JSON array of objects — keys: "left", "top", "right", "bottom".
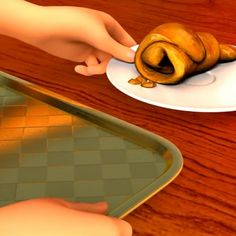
[{"left": 100, "top": 13, "right": 137, "bottom": 47}]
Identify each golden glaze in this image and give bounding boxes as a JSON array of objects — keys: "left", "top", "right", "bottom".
[{"left": 133, "top": 23, "right": 236, "bottom": 86}]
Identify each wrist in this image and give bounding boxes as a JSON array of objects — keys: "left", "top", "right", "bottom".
[{"left": 0, "top": 1, "right": 46, "bottom": 45}]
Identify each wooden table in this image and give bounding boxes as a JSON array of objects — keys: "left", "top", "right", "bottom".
[{"left": 0, "top": 0, "right": 235, "bottom": 235}]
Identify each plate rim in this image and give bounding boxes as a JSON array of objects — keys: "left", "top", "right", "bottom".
[{"left": 106, "top": 45, "right": 236, "bottom": 113}]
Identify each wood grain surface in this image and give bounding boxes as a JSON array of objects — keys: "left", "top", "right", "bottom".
[{"left": 0, "top": 0, "right": 236, "bottom": 235}]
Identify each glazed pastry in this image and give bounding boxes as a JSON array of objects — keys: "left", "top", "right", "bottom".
[{"left": 130, "top": 23, "right": 236, "bottom": 88}]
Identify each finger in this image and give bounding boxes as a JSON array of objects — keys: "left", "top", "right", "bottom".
[
  {"left": 73, "top": 211, "right": 133, "bottom": 236},
  {"left": 98, "top": 31, "right": 135, "bottom": 62},
  {"left": 87, "top": 58, "right": 110, "bottom": 75},
  {"left": 85, "top": 54, "right": 99, "bottom": 66},
  {"left": 51, "top": 198, "right": 108, "bottom": 214},
  {"left": 87, "top": 26, "right": 135, "bottom": 63},
  {"left": 109, "top": 23, "right": 137, "bottom": 47},
  {"left": 115, "top": 218, "right": 133, "bottom": 236},
  {"left": 74, "top": 65, "right": 93, "bottom": 76},
  {"left": 106, "top": 19, "right": 137, "bottom": 47},
  {"left": 70, "top": 202, "right": 108, "bottom": 214},
  {"left": 98, "top": 12, "right": 137, "bottom": 47},
  {"left": 94, "top": 49, "right": 112, "bottom": 62},
  {"left": 102, "top": 216, "right": 133, "bottom": 236},
  {"left": 38, "top": 198, "right": 132, "bottom": 236}
]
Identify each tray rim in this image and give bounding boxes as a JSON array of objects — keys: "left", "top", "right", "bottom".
[{"left": 0, "top": 71, "right": 183, "bottom": 218}]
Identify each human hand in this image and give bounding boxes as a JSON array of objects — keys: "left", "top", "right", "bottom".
[
  {"left": 0, "top": 198, "right": 132, "bottom": 236},
  {"left": 1, "top": 2, "right": 136, "bottom": 75},
  {"left": 30, "top": 6, "right": 136, "bottom": 76}
]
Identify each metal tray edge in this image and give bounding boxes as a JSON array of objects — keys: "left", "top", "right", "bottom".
[{"left": 0, "top": 71, "right": 183, "bottom": 218}]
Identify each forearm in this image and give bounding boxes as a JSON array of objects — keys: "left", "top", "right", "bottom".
[{"left": 0, "top": 0, "right": 45, "bottom": 45}]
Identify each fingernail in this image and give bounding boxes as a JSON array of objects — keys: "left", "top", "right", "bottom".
[
  {"left": 74, "top": 65, "right": 82, "bottom": 73},
  {"left": 127, "top": 50, "right": 135, "bottom": 62}
]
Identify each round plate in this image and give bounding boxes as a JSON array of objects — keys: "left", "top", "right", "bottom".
[{"left": 106, "top": 45, "right": 236, "bottom": 112}]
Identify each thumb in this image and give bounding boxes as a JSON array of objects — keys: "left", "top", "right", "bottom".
[
  {"left": 108, "top": 39, "right": 136, "bottom": 62},
  {"left": 92, "top": 32, "right": 136, "bottom": 62}
]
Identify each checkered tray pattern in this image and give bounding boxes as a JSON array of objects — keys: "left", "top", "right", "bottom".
[{"left": 0, "top": 83, "right": 180, "bottom": 217}]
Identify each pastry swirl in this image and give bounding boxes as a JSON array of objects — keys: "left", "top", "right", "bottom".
[{"left": 131, "top": 23, "right": 236, "bottom": 87}]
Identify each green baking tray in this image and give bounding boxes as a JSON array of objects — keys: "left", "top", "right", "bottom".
[{"left": 0, "top": 71, "right": 183, "bottom": 218}]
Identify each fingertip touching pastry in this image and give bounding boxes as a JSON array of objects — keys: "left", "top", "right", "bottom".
[{"left": 129, "top": 23, "right": 236, "bottom": 88}]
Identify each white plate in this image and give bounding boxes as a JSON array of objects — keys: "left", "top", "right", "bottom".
[{"left": 106, "top": 45, "right": 236, "bottom": 112}]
